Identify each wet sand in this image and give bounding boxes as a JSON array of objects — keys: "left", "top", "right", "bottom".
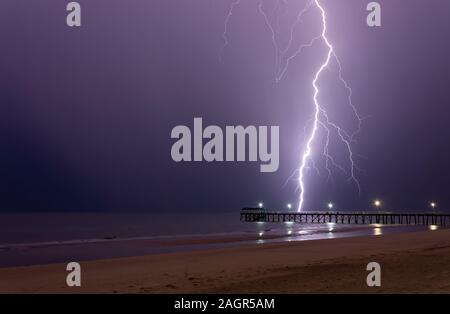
[{"left": 1, "top": 229, "right": 450, "bottom": 293}]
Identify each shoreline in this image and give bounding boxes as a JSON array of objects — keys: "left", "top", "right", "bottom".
[{"left": 1, "top": 229, "right": 449, "bottom": 293}]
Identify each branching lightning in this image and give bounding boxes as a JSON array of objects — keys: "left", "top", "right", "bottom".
[
  {"left": 220, "top": 0, "right": 242, "bottom": 63},
  {"left": 220, "top": 0, "right": 364, "bottom": 212}
]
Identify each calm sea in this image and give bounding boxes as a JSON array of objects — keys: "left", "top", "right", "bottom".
[{"left": 0, "top": 212, "right": 441, "bottom": 267}]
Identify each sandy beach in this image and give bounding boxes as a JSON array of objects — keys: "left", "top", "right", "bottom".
[{"left": 1, "top": 229, "right": 449, "bottom": 293}]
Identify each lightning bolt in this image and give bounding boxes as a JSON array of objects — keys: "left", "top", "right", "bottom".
[
  {"left": 219, "top": 0, "right": 242, "bottom": 63},
  {"left": 220, "top": 0, "right": 363, "bottom": 212},
  {"left": 297, "top": 0, "right": 330, "bottom": 211},
  {"left": 297, "top": 0, "right": 362, "bottom": 211},
  {"left": 276, "top": 0, "right": 316, "bottom": 82},
  {"left": 258, "top": 0, "right": 279, "bottom": 73}
]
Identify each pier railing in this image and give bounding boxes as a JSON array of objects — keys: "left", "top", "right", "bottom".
[{"left": 240, "top": 208, "right": 450, "bottom": 226}]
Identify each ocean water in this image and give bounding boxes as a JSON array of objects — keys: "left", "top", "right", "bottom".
[
  {"left": 0, "top": 212, "right": 280, "bottom": 244},
  {"left": 0, "top": 212, "right": 442, "bottom": 267}
]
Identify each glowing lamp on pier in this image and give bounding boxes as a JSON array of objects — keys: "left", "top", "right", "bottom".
[
  {"left": 374, "top": 200, "right": 381, "bottom": 209},
  {"left": 327, "top": 202, "right": 333, "bottom": 210},
  {"left": 430, "top": 202, "right": 437, "bottom": 209}
]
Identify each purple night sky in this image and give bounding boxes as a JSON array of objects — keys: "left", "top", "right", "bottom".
[{"left": 1, "top": 0, "right": 450, "bottom": 212}]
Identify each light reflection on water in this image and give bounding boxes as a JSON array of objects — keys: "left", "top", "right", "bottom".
[
  {"left": 373, "top": 227, "right": 382, "bottom": 236},
  {"left": 254, "top": 222, "right": 440, "bottom": 245}
]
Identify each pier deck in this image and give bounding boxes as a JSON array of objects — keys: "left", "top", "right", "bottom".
[{"left": 240, "top": 208, "right": 450, "bottom": 226}]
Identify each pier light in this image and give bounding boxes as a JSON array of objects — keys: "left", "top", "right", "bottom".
[
  {"left": 430, "top": 202, "right": 437, "bottom": 209},
  {"left": 327, "top": 202, "right": 333, "bottom": 210},
  {"left": 258, "top": 232, "right": 264, "bottom": 237},
  {"left": 374, "top": 200, "right": 381, "bottom": 208},
  {"left": 287, "top": 203, "right": 292, "bottom": 209},
  {"left": 258, "top": 202, "right": 263, "bottom": 208}
]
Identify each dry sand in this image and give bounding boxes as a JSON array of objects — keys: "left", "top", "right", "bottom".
[{"left": 1, "top": 229, "right": 450, "bottom": 293}]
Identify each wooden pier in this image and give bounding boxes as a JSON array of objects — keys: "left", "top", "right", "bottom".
[{"left": 240, "top": 208, "right": 450, "bottom": 226}]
